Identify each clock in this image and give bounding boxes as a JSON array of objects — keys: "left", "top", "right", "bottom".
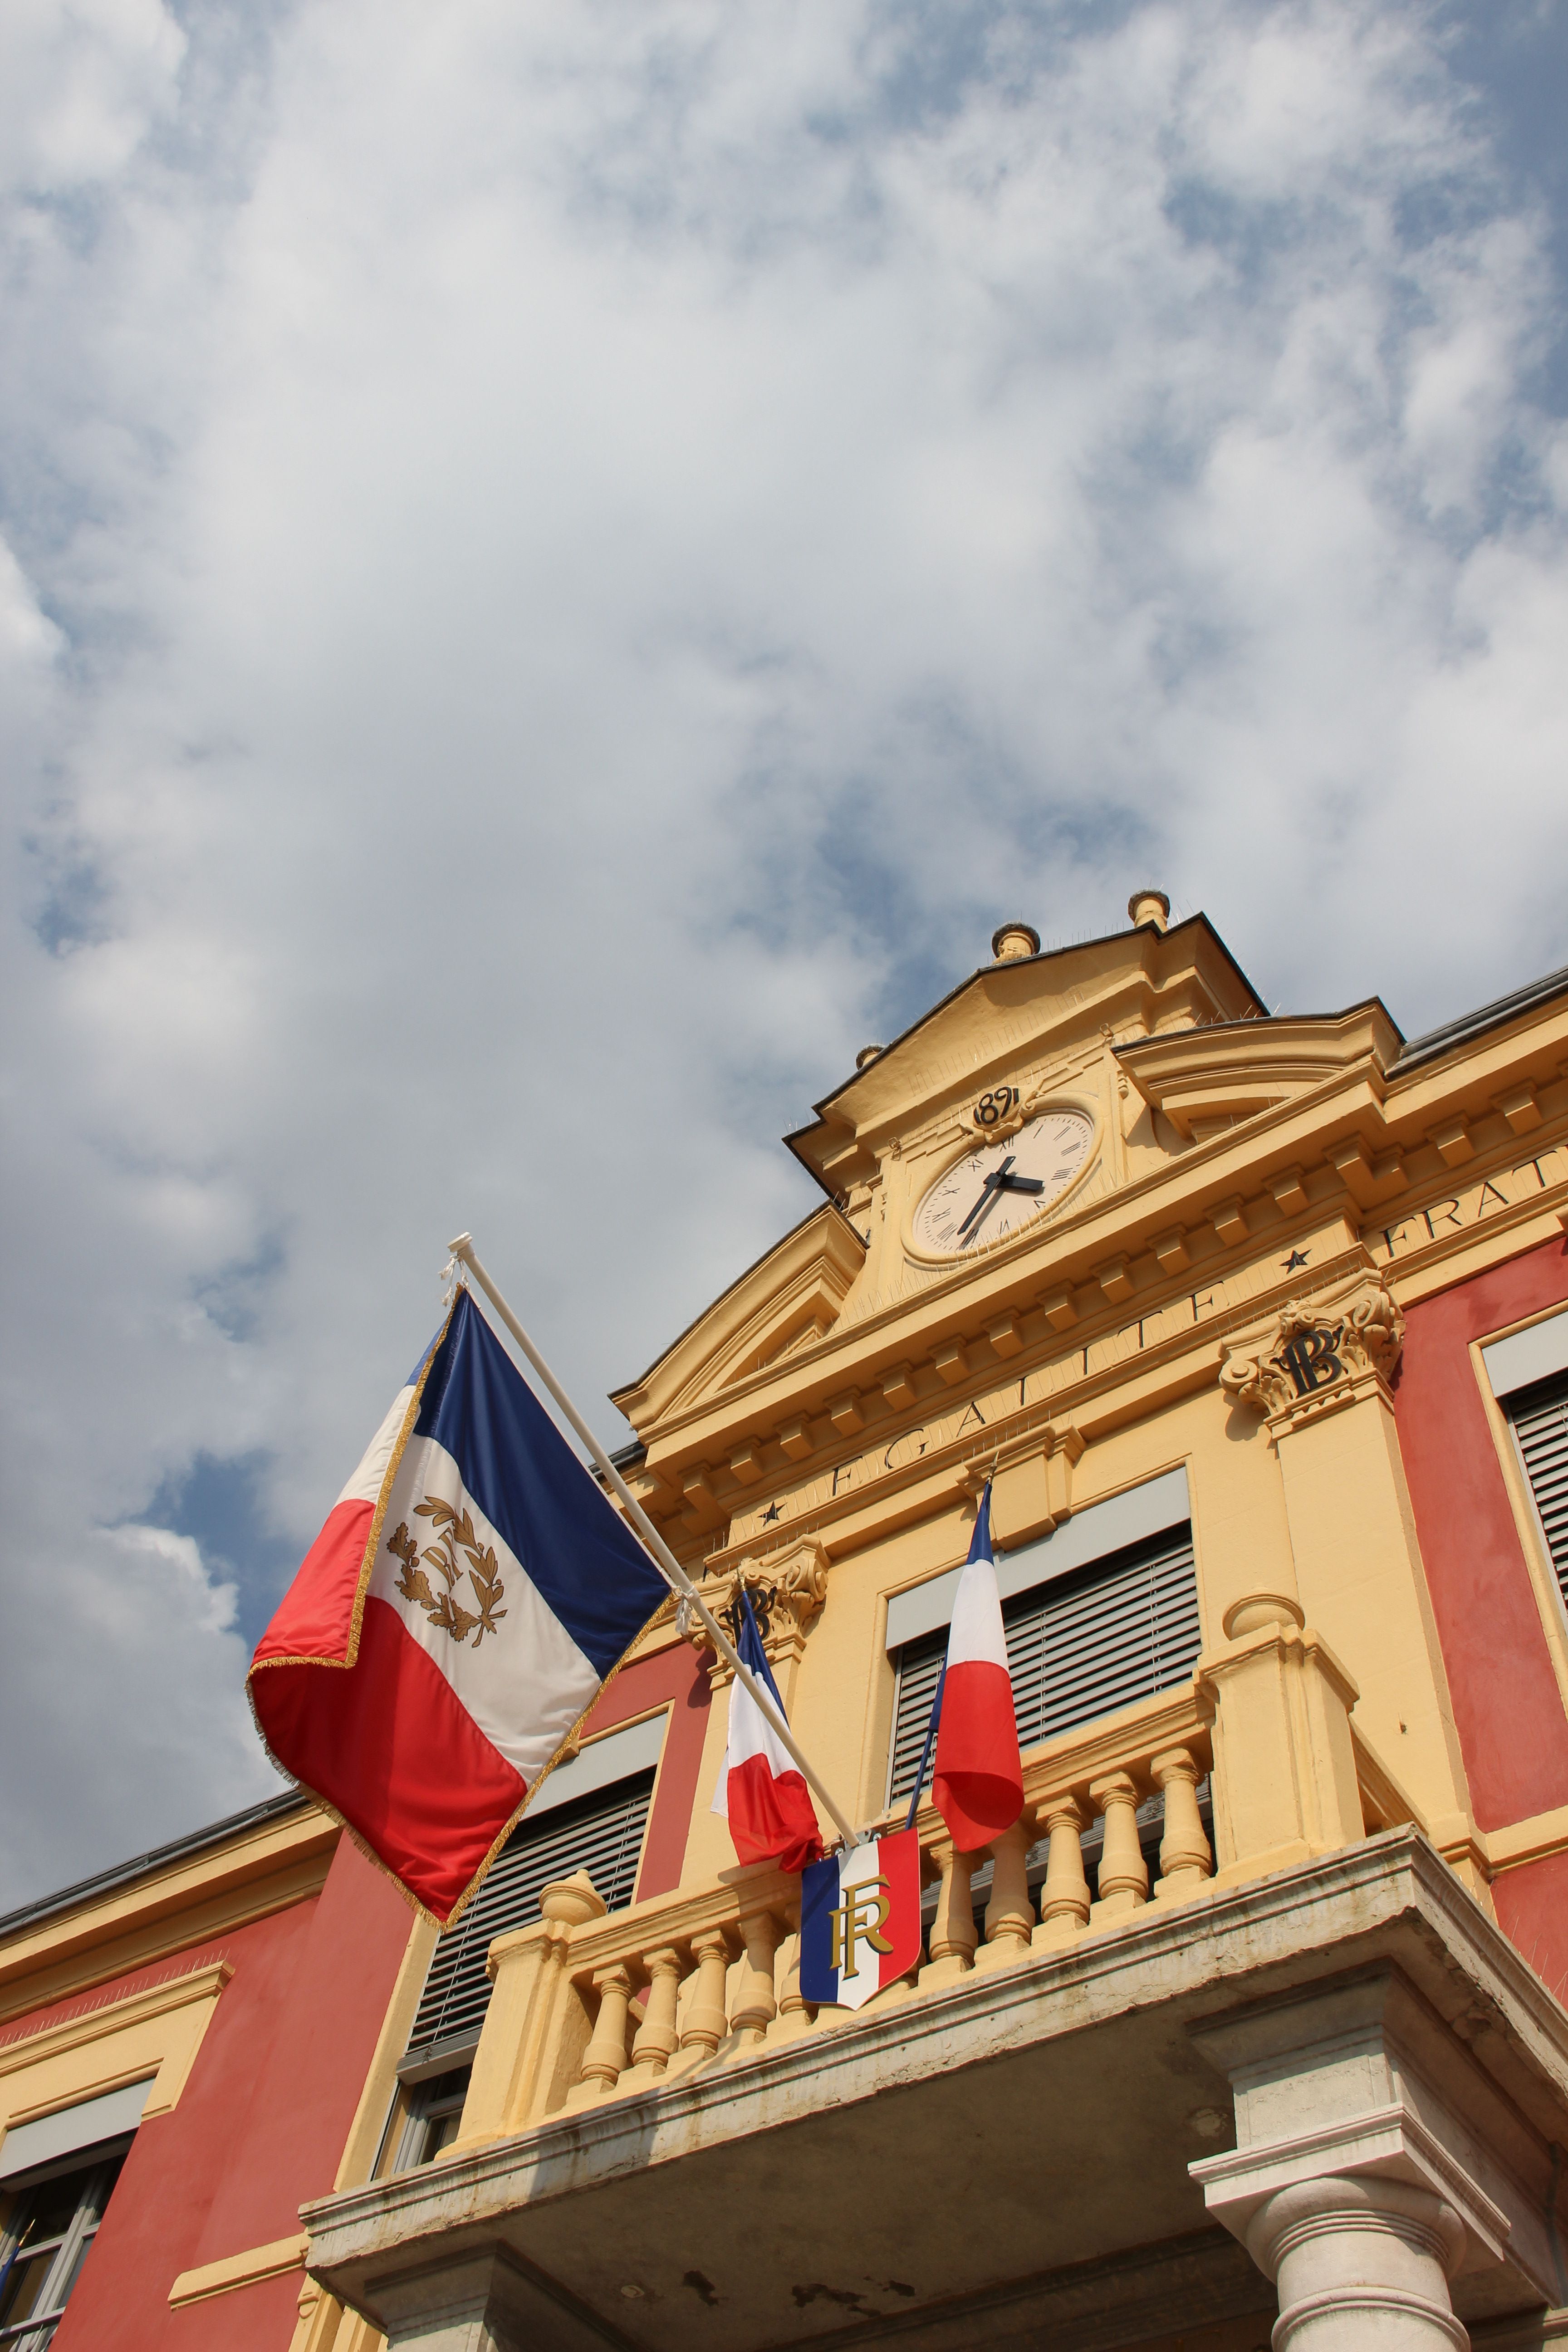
[{"left": 911, "top": 1109, "right": 1095, "bottom": 1257}]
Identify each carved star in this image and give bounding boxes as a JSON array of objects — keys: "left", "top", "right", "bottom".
[
  {"left": 1282, "top": 1248, "right": 1310, "bottom": 1272},
  {"left": 760, "top": 1500, "right": 783, "bottom": 1525}
]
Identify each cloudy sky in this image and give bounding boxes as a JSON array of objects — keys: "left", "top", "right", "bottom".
[{"left": 3, "top": 0, "right": 1567, "bottom": 1911}]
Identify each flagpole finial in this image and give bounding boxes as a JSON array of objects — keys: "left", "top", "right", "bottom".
[{"left": 448, "top": 1232, "right": 475, "bottom": 1259}]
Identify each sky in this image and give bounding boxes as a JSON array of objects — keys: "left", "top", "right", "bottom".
[{"left": 2, "top": 0, "right": 1567, "bottom": 1913}]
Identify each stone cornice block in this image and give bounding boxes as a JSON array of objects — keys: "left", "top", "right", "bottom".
[
  {"left": 728, "top": 1442, "right": 764, "bottom": 1486},
  {"left": 881, "top": 1362, "right": 918, "bottom": 1410},
  {"left": 1039, "top": 1286, "right": 1078, "bottom": 1331},
  {"left": 1271, "top": 1166, "right": 1309, "bottom": 1216},
  {"left": 1210, "top": 1196, "right": 1249, "bottom": 1248},
  {"left": 777, "top": 1416, "right": 813, "bottom": 1461},
  {"left": 1153, "top": 1227, "right": 1191, "bottom": 1274},
  {"left": 1097, "top": 1254, "right": 1135, "bottom": 1304},
  {"left": 1429, "top": 1115, "right": 1474, "bottom": 1167},
  {"left": 986, "top": 1312, "right": 1024, "bottom": 1358},
  {"left": 932, "top": 1338, "right": 969, "bottom": 1386},
  {"left": 827, "top": 1390, "right": 865, "bottom": 1436},
  {"left": 1495, "top": 1082, "right": 1542, "bottom": 1136}
]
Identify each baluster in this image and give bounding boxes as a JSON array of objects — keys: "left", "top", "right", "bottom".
[
  {"left": 729, "top": 1907, "right": 781, "bottom": 2055},
  {"left": 1152, "top": 1748, "right": 1213, "bottom": 1896},
  {"left": 624, "top": 1946, "right": 687, "bottom": 2083},
  {"left": 568, "top": 1962, "right": 636, "bottom": 2104},
  {"left": 920, "top": 1838, "right": 978, "bottom": 1986},
  {"left": 975, "top": 1816, "right": 1034, "bottom": 1971},
  {"left": 769, "top": 1931, "right": 815, "bottom": 2044},
  {"left": 677, "top": 1926, "right": 735, "bottom": 2059},
  {"left": 1089, "top": 1771, "right": 1149, "bottom": 1917},
  {"left": 1035, "top": 1793, "right": 1092, "bottom": 1945}
]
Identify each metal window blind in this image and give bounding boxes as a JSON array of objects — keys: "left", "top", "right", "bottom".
[
  {"left": 404, "top": 1772, "right": 654, "bottom": 2065},
  {"left": 1511, "top": 1370, "right": 1568, "bottom": 1606},
  {"left": 888, "top": 1526, "right": 1201, "bottom": 1808}
]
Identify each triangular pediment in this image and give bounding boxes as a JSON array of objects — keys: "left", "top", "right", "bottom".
[
  {"left": 611, "top": 1206, "right": 865, "bottom": 1434},
  {"left": 786, "top": 914, "right": 1264, "bottom": 1196}
]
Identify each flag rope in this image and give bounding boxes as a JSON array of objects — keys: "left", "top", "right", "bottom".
[{"left": 447, "top": 1233, "right": 865, "bottom": 1851}]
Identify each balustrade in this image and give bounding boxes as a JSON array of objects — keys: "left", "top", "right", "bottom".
[
  {"left": 417, "top": 1599, "right": 1397, "bottom": 2177},
  {"left": 451, "top": 1699, "right": 1221, "bottom": 2147}
]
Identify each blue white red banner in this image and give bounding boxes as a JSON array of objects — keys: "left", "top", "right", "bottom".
[
  {"left": 799, "top": 1828, "right": 922, "bottom": 2009},
  {"left": 931, "top": 1483, "right": 1024, "bottom": 1850},
  {"left": 710, "top": 1590, "right": 823, "bottom": 1872},
  {"left": 249, "top": 1286, "right": 669, "bottom": 1924}
]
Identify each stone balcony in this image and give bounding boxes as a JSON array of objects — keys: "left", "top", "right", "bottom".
[{"left": 301, "top": 1612, "right": 1568, "bottom": 2352}]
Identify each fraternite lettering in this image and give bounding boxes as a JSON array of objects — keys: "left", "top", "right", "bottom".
[{"left": 1377, "top": 1152, "right": 1565, "bottom": 1260}]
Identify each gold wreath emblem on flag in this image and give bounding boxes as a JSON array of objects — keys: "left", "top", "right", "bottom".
[{"left": 386, "top": 1499, "right": 507, "bottom": 1648}]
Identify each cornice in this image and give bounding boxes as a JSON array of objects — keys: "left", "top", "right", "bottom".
[
  {"left": 0, "top": 1805, "right": 337, "bottom": 2025},
  {"left": 637, "top": 1055, "right": 1395, "bottom": 1468}
]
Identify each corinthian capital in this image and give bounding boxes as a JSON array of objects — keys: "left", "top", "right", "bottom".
[{"left": 1220, "top": 1276, "right": 1405, "bottom": 1422}]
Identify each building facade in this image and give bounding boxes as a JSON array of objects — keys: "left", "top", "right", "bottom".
[{"left": 7, "top": 893, "right": 1568, "bottom": 2351}]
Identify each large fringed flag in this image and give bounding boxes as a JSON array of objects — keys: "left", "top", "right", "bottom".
[
  {"left": 710, "top": 1589, "right": 823, "bottom": 1873},
  {"left": 930, "top": 1482, "right": 1024, "bottom": 1850},
  {"left": 249, "top": 1287, "right": 669, "bottom": 1924}
]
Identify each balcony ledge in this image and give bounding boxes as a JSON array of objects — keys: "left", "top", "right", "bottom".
[{"left": 304, "top": 1833, "right": 1568, "bottom": 2352}]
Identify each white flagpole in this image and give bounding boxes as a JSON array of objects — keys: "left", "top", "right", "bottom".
[{"left": 447, "top": 1234, "right": 865, "bottom": 1852}]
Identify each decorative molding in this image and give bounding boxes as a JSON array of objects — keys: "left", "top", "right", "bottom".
[
  {"left": 679, "top": 1538, "right": 830, "bottom": 1688},
  {"left": 1220, "top": 1276, "right": 1405, "bottom": 1425},
  {"left": 169, "top": 2232, "right": 308, "bottom": 2308},
  {"left": 0, "top": 1961, "right": 234, "bottom": 2156}
]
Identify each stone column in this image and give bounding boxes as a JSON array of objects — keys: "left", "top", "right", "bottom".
[
  {"left": 1246, "top": 2174, "right": 1468, "bottom": 2351},
  {"left": 1190, "top": 1972, "right": 1514, "bottom": 2352}
]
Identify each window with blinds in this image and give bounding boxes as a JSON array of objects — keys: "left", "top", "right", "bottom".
[
  {"left": 403, "top": 1771, "right": 655, "bottom": 2069},
  {"left": 1510, "top": 1369, "right": 1568, "bottom": 1607},
  {"left": 887, "top": 1525, "right": 1202, "bottom": 1808}
]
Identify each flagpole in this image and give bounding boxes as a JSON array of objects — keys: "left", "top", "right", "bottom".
[{"left": 447, "top": 1234, "right": 865, "bottom": 1852}]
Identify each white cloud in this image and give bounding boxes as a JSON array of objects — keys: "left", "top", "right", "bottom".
[{"left": 2, "top": 0, "right": 1567, "bottom": 1905}]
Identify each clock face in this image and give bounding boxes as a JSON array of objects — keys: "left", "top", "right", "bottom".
[{"left": 911, "top": 1109, "right": 1095, "bottom": 1257}]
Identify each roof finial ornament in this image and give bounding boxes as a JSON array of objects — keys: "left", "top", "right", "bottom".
[
  {"left": 1127, "top": 889, "right": 1170, "bottom": 932},
  {"left": 990, "top": 921, "right": 1040, "bottom": 963}
]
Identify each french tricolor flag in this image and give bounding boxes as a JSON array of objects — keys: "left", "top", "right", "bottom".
[
  {"left": 249, "top": 1287, "right": 668, "bottom": 1924},
  {"left": 710, "top": 1590, "right": 823, "bottom": 1873},
  {"left": 931, "top": 1483, "right": 1024, "bottom": 1851}
]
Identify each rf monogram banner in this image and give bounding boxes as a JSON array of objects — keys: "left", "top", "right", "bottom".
[{"left": 799, "top": 1829, "right": 922, "bottom": 2009}]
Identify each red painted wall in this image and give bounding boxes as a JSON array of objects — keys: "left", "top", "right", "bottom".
[
  {"left": 1395, "top": 1234, "right": 1568, "bottom": 1830},
  {"left": 46, "top": 1833, "right": 411, "bottom": 2352},
  {"left": 578, "top": 1639, "right": 711, "bottom": 1901},
  {"left": 1395, "top": 1234, "right": 1568, "bottom": 1996}
]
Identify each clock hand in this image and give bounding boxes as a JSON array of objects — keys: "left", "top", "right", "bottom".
[
  {"left": 996, "top": 1172, "right": 1044, "bottom": 1195},
  {"left": 956, "top": 1156, "right": 1014, "bottom": 1242}
]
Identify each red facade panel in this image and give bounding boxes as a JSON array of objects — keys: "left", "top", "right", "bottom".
[
  {"left": 47, "top": 1835, "right": 410, "bottom": 2352},
  {"left": 1395, "top": 1235, "right": 1568, "bottom": 1832}
]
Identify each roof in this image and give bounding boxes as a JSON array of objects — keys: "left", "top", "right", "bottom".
[
  {"left": 1391, "top": 958, "right": 1568, "bottom": 1074},
  {"left": 0, "top": 1784, "right": 308, "bottom": 1943}
]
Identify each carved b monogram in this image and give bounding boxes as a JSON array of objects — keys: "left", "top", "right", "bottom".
[
  {"left": 1220, "top": 1279, "right": 1404, "bottom": 1419},
  {"left": 1278, "top": 1326, "right": 1344, "bottom": 1397}
]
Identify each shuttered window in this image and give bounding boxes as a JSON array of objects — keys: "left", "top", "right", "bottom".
[
  {"left": 1510, "top": 1369, "right": 1568, "bottom": 1607},
  {"left": 888, "top": 1526, "right": 1201, "bottom": 1808},
  {"left": 403, "top": 1772, "right": 654, "bottom": 2068}
]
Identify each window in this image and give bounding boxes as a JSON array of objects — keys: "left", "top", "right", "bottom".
[
  {"left": 888, "top": 1525, "right": 1202, "bottom": 1809},
  {"left": 0, "top": 2149, "right": 125, "bottom": 2350},
  {"left": 1509, "top": 1368, "right": 1568, "bottom": 1609},
  {"left": 400, "top": 1768, "right": 656, "bottom": 2080},
  {"left": 390, "top": 2070, "right": 471, "bottom": 2172}
]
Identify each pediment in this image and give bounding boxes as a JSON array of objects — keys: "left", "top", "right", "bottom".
[
  {"left": 611, "top": 1207, "right": 865, "bottom": 1436},
  {"left": 1117, "top": 1004, "right": 1401, "bottom": 1139},
  {"left": 786, "top": 915, "right": 1264, "bottom": 1197}
]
